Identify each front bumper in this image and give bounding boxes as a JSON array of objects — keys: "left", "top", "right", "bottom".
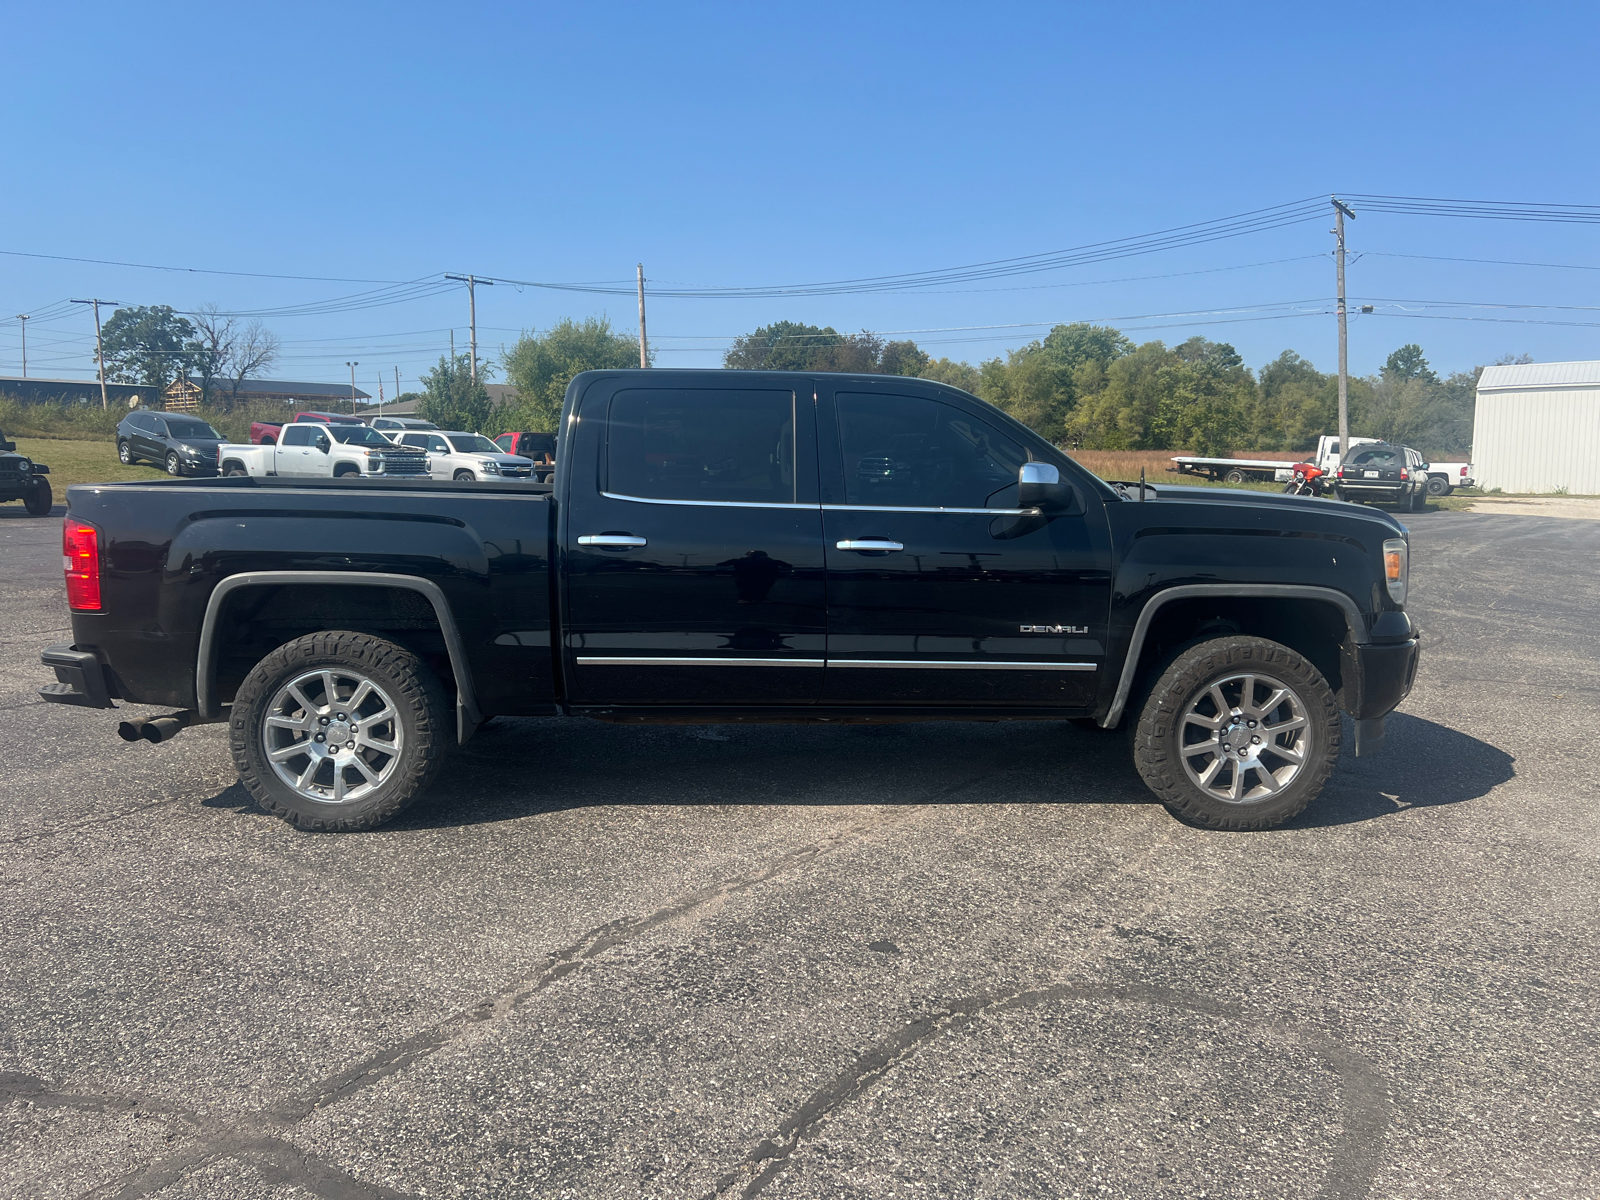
[
  {"left": 1346, "top": 634, "right": 1421, "bottom": 755},
  {"left": 38, "top": 643, "right": 116, "bottom": 709}
]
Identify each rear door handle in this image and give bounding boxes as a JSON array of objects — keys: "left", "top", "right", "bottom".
[
  {"left": 836, "top": 538, "right": 904, "bottom": 552},
  {"left": 578, "top": 534, "right": 648, "bottom": 547}
]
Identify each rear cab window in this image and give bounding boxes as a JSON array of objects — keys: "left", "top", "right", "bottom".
[{"left": 605, "top": 389, "right": 794, "bottom": 504}]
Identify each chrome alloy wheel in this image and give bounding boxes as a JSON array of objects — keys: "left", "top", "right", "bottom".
[
  {"left": 1178, "top": 671, "right": 1310, "bottom": 804},
  {"left": 262, "top": 668, "right": 404, "bottom": 805}
]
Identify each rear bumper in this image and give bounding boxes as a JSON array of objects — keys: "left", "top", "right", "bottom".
[{"left": 38, "top": 642, "right": 116, "bottom": 709}]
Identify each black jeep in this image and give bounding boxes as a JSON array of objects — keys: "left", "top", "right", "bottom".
[{"left": 0, "top": 428, "right": 53, "bottom": 516}]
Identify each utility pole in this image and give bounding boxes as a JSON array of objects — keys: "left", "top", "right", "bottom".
[
  {"left": 1332, "top": 197, "right": 1356, "bottom": 465},
  {"left": 445, "top": 274, "right": 493, "bottom": 382},
  {"left": 395, "top": 366, "right": 401, "bottom": 405},
  {"left": 346, "top": 361, "right": 360, "bottom": 415},
  {"left": 636, "top": 263, "right": 649, "bottom": 368},
  {"left": 71, "top": 299, "right": 118, "bottom": 409},
  {"left": 377, "top": 372, "right": 385, "bottom": 416},
  {"left": 15, "top": 314, "right": 26, "bottom": 378}
]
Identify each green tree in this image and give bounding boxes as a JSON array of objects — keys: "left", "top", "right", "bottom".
[
  {"left": 878, "top": 339, "right": 931, "bottom": 377},
  {"left": 1382, "top": 344, "right": 1437, "bottom": 383},
  {"left": 499, "top": 316, "right": 641, "bottom": 432},
  {"left": 917, "top": 357, "right": 982, "bottom": 393},
  {"left": 1066, "top": 340, "right": 1174, "bottom": 448},
  {"left": 417, "top": 352, "right": 492, "bottom": 432},
  {"left": 724, "top": 321, "right": 842, "bottom": 371},
  {"left": 100, "top": 305, "right": 196, "bottom": 391},
  {"left": 1039, "top": 322, "right": 1132, "bottom": 371}
]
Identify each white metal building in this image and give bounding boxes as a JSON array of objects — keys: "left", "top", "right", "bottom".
[{"left": 1473, "top": 360, "right": 1600, "bottom": 494}]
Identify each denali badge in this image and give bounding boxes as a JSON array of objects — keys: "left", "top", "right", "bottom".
[{"left": 1021, "top": 624, "right": 1089, "bottom": 634}]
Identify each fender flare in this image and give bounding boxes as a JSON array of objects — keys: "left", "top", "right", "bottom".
[
  {"left": 1101, "top": 583, "right": 1367, "bottom": 728},
  {"left": 196, "top": 570, "right": 483, "bottom": 742}
]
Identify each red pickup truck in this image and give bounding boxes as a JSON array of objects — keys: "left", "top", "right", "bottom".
[{"left": 250, "top": 411, "right": 366, "bottom": 445}]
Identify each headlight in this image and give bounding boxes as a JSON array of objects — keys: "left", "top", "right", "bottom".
[
  {"left": 480, "top": 460, "right": 500, "bottom": 474},
  {"left": 179, "top": 444, "right": 200, "bottom": 456},
  {"left": 14, "top": 458, "right": 30, "bottom": 474},
  {"left": 1382, "top": 537, "right": 1408, "bottom": 607}
]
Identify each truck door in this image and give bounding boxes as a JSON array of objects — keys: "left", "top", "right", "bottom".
[
  {"left": 563, "top": 380, "right": 826, "bottom": 705},
  {"left": 817, "top": 381, "right": 1112, "bottom": 709},
  {"left": 278, "top": 424, "right": 318, "bottom": 476}
]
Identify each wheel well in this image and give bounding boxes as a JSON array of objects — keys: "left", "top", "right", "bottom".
[
  {"left": 1125, "top": 596, "right": 1348, "bottom": 716},
  {"left": 211, "top": 584, "right": 455, "bottom": 708},
  {"left": 333, "top": 463, "right": 360, "bottom": 477}
]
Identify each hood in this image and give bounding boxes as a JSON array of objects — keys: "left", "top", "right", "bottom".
[{"left": 1114, "top": 482, "right": 1408, "bottom": 534}]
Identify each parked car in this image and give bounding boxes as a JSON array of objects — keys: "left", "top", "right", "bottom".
[
  {"left": 39, "top": 369, "right": 1419, "bottom": 835},
  {"left": 250, "top": 411, "right": 366, "bottom": 445},
  {"left": 218, "top": 422, "right": 430, "bottom": 478},
  {"left": 116, "top": 411, "right": 226, "bottom": 476},
  {"left": 494, "top": 431, "right": 556, "bottom": 481},
  {"left": 1333, "top": 442, "right": 1429, "bottom": 510},
  {"left": 395, "top": 430, "right": 535, "bottom": 480},
  {"left": 0, "top": 427, "right": 52, "bottom": 515},
  {"left": 370, "top": 416, "right": 439, "bottom": 440}
]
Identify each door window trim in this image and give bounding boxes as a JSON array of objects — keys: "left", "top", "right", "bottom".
[
  {"left": 823, "top": 502, "right": 1031, "bottom": 515},
  {"left": 600, "top": 490, "right": 819, "bottom": 511}
]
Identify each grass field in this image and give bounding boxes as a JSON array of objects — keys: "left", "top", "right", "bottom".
[{"left": 14, "top": 437, "right": 168, "bottom": 494}]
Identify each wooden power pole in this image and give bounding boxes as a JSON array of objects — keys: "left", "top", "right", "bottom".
[
  {"left": 636, "top": 263, "right": 649, "bottom": 368},
  {"left": 71, "top": 299, "right": 117, "bottom": 409},
  {"left": 1332, "top": 197, "right": 1356, "bottom": 465},
  {"left": 446, "top": 274, "right": 493, "bottom": 382},
  {"left": 15, "top": 314, "right": 26, "bottom": 378}
]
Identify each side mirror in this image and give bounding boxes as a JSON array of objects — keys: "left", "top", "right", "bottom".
[
  {"left": 314, "top": 436, "right": 329, "bottom": 453},
  {"left": 1017, "top": 462, "right": 1077, "bottom": 511}
]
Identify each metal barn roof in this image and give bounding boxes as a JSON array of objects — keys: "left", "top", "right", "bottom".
[{"left": 1477, "top": 360, "right": 1600, "bottom": 392}]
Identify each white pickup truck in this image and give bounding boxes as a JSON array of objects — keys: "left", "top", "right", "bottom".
[{"left": 218, "top": 422, "right": 431, "bottom": 479}]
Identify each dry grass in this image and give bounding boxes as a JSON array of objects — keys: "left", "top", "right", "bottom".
[{"left": 1066, "top": 448, "right": 1302, "bottom": 481}]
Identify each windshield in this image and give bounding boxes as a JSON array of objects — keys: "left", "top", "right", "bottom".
[
  {"left": 166, "top": 418, "right": 222, "bottom": 440},
  {"left": 446, "top": 434, "right": 501, "bottom": 454},
  {"left": 327, "top": 426, "right": 393, "bottom": 446}
]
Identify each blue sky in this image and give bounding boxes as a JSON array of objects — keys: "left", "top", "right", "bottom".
[{"left": 5, "top": 1, "right": 1600, "bottom": 390}]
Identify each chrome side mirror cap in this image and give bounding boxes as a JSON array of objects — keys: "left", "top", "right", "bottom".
[{"left": 1017, "top": 461, "right": 1078, "bottom": 511}]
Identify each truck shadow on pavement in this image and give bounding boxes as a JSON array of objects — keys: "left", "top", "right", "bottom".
[{"left": 203, "top": 710, "right": 1511, "bottom": 833}]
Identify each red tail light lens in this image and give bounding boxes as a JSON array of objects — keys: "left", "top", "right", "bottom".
[
  {"left": 1400, "top": 470, "right": 1409, "bottom": 480},
  {"left": 63, "top": 521, "right": 102, "bottom": 610}
]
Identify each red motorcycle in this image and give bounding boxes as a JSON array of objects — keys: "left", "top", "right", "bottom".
[{"left": 1282, "top": 462, "right": 1330, "bottom": 497}]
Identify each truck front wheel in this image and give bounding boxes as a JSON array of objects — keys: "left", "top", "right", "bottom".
[
  {"left": 229, "top": 631, "right": 451, "bottom": 831},
  {"left": 1131, "top": 635, "right": 1340, "bottom": 830},
  {"left": 24, "top": 478, "right": 52, "bottom": 516}
]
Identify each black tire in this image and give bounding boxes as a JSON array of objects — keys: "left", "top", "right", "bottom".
[
  {"left": 1131, "top": 635, "right": 1340, "bottom": 831},
  {"left": 1224, "top": 468, "right": 1247, "bottom": 484},
  {"left": 117, "top": 440, "right": 134, "bottom": 465},
  {"left": 1409, "top": 487, "right": 1427, "bottom": 512},
  {"left": 24, "top": 478, "right": 52, "bottom": 516},
  {"left": 1426, "top": 475, "right": 1450, "bottom": 497},
  {"left": 166, "top": 451, "right": 183, "bottom": 477},
  {"left": 229, "top": 631, "right": 451, "bottom": 831},
  {"left": 453, "top": 469, "right": 476, "bottom": 482},
  {"left": 1282, "top": 482, "right": 1298, "bottom": 494},
  {"left": 224, "top": 463, "right": 248, "bottom": 477},
  {"left": 333, "top": 464, "right": 360, "bottom": 478}
]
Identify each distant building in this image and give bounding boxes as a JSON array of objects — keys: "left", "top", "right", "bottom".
[
  {"left": 1473, "top": 360, "right": 1600, "bottom": 494},
  {"left": 0, "top": 376, "right": 159, "bottom": 407},
  {"left": 164, "top": 377, "right": 371, "bottom": 412},
  {"left": 374, "top": 383, "right": 517, "bottom": 418}
]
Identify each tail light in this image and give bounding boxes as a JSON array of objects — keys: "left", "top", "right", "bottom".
[
  {"left": 63, "top": 520, "right": 102, "bottom": 610},
  {"left": 1337, "top": 468, "right": 1346, "bottom": 479},
  {"left": 1399, "top": 470, "right": 1409, "bottom": 480},
  {"left": 1460, "top": 466, "right": 1468, "bottom": 478}
]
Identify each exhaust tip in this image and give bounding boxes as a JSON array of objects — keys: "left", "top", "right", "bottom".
[{"left": 117, "top": 721, "right": 144, "bottom": 742}]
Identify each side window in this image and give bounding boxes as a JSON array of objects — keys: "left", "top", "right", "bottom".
[
  {"left": 399, "top": 434, "right": 426, "bottom": 448},
  {"left": 282, "top": 426, "right": 312, "bottom": 447},
  {"left": 427, "top": 435, "right": 450, "bottom": 454},
  {"left": 494, "top": 434, "right": 512, "bottom": 452},
  {"left": 836, "top": 392, "right": 1028, "bottom": 509},
  {"left": 151, "top": 418, "right": 169, "bottom": 438},
  {"left": 607, "top": 389, "right": 794, "bottom": 504}
]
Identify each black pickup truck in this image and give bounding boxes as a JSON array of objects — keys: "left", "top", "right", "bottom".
[{"left": 39, "top": 370, "right": 1419, "bottom": 832}]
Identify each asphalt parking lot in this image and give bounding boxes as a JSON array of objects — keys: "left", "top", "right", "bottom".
[{"left": 2, "top": 503, "right": 1596, "bottom": 1200}]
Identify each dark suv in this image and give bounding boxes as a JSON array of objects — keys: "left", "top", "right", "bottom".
[
  {"left": 1334, "top": 442, "right": 1429, "bottom": 511},
  {"left": 117, "top": 411, "right": 226, "bottom": 477},
  {"left": 0, "top": 427, "right": 53, "bottom": 515}
]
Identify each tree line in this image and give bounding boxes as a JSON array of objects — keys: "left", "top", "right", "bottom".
[{"left": 90, "top": 305, "right": 280, "bottom": 410}]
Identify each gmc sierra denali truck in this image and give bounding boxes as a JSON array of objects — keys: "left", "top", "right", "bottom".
[{"left": 38, "top": 370, "right": 1419, "bottom": 833}]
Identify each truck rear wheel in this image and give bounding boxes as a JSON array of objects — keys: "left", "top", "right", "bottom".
[
  {"left": 229, "top": 631, "right": 451, "bottom": 831},
  {"left": 1131, "top": 635, "right": 1340, "bottom": 831},
  {"left": 1224, "top": 468, "right": 1247, "bottom": 484},
  {"left": 1426, "top": 475, "right": 1450, "bottom": 497}
]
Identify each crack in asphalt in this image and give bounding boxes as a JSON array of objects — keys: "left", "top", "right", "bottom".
[
  {"left": 706, "top": 983, "right": 1393, "bottom": 1200},
  {"left": 22, "top": 748, "right": 1023, "bottom": 1200}
]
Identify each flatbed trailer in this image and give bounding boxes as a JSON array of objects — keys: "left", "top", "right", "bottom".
[{"left": 1170, "top": 456, "right": 1296, "bottom": 484}]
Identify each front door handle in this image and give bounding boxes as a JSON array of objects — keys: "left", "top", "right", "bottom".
[
  {"left": 836, "top": 538, "right": 904, "bottom": 552},
  {"left": 578, "top": 534, "right": 648, "bottom": 547}
]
